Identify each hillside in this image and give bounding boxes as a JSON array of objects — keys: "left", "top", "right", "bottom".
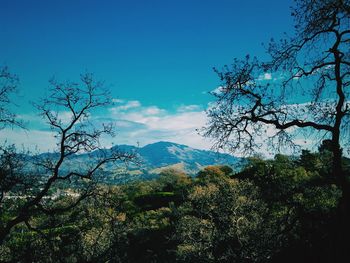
[{"left": 34, "top": 141, "right": 242, "bottom": 183}]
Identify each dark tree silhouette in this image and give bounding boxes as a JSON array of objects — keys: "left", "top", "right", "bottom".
[
  {"left": 0, "top": 73, "right": 134, "bottom": 244},
  {"left": 204, "top": 0, "right": 350, "bottom": 259},
  {"left": 0, "top": 66, "right": 22, "bottom": 129},
  {"left": 0, "top": 66, "right": 23, "bottom": 206}
]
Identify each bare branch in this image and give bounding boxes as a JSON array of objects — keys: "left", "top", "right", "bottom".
[{"left": 0, "top": 73, "right": 134, "bottom": 244}]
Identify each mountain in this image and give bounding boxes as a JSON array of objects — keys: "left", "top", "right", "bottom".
[
  {"left": 104, "top": 141, "right": 242, "bottom": 182},
  {"left": 138, "top": 141, "right": 239, "bottom": 170},
  {"left": 33, "top": 141, "right": 242, "bottom": 184}
]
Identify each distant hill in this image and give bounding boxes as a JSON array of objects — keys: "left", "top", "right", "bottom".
[
  {"left": 137, "top": 141, "right": 240, "bottom": 171},
  {"left": 33, "top": 141, "right": 242, "bottom": 184}
]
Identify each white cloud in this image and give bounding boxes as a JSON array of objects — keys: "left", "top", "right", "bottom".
[
  {"left": 5, "top": 97, "right": 338, "bottom": 157},
  {"left": 112, "top": 98, "right": 124, "bottom": 103},
  {"left": 177, "top": 104, "right": 201, "bottom": 112},
  {"left": 110, "top": 100, "right": 141, "bottom": 113},
  {"left": 106, "top": 100, "right": 211, "bottom": 149},
  {"left": 147, "top": 111, "right": 206, "bottom": 131},
  {"left": 264, "top": 73, "right": 272, "bottom": 80},
  {"left": 0, "top": 128, "right": 57, "bottom": 152},
  {"left": 211, "top": 86, "right": 227, "bottom": 95},
  {"left": 258, "top": 72, "right": 272, "bottom": 81},
  {"left": 109, "top": 100, "right": 166, "bottom": 117},
  {"left": 143, "top": 106, "right": 165, "bottom": 115},
  {"left": 8, "top": 100, "right": 213, "bottom": 152}
]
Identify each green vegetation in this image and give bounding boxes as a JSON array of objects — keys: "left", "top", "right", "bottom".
[
  {"left": 0, "top": 148, "right": 346, "bottom": 262},
  {"left": 1, "top": 1, "right": 349, "bottom": 261}
]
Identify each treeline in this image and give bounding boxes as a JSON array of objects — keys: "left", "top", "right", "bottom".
[{"left": 1, "top": 142, "right": 347, "bottom": 262}]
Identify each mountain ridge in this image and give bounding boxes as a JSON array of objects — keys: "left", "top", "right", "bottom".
[{"left": 35, "top": 141, "right": 242, "bottom": 183}]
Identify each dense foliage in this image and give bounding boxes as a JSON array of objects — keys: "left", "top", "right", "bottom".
[{"left": 1, "top": 146, "right": 346, "bottom": 262}]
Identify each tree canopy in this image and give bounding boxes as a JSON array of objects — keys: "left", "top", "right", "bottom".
[{"left": 204, "top": 0, "right": 350, "bottom": 259}]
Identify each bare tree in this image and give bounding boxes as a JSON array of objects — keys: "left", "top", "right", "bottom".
[
  {"left": 0, "top": 66, "right": 22, "bottom": 129},
  {"left": 0, "top": 73, "right": 134, "bottom": 244},
  {"left": 204, "top": 0, "right": 350, "bottom": 258}
]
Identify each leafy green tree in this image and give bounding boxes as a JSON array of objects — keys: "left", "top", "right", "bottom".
[
  {"left": 175, "top": 176, "right": 267, "bottom": 262},
  {"left": 0, "top": 185, "right": 131, "bottom": 262},
  {"left": 237, "top": 154, "right": 341, "bottom": 262},
  {"left": 158, "top": 168, "right": 191, "bottom": 193},
  {"left": 197, "top": 165, "right": 232, "bottom": 183}
]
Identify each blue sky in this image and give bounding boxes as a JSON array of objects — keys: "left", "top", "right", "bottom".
[{"left": 1, "top": 0, "right": 296, "bottom": 152}]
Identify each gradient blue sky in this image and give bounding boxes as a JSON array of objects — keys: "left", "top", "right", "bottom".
[{"left": 1, "top": 0, "right": 297, "bottom": 152}]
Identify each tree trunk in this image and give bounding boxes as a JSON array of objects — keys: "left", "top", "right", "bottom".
[{"left": 332, "top": 141, "right": 350, "bottom": 261}]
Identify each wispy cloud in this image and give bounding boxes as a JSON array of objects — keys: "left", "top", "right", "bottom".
[
  {"left": 0, "top": 128, "right": 57, "bottom": 152},
  {"left": 110, "top": 100, "right": 141, "bottom": 112},
  {"left": 112, "top": 98, "right": 124, "bottom": 103},
  {"left": 258, "top": 72, "right": 272, "bottom": 80},
  {"left": 2, "top": 98, "right": 335, "bottom": 157},
  {"left": 5, "top": 99, "right": 212, "bottom": 152},
  {"left": 106, "top": 100, "right": 210, "bottom": 149},
  {"left": 177, "top": 104, "right": 202, "bottom": 112},
  {"left": 211, "top": 86, "right": 226, "bottom": 95}
]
